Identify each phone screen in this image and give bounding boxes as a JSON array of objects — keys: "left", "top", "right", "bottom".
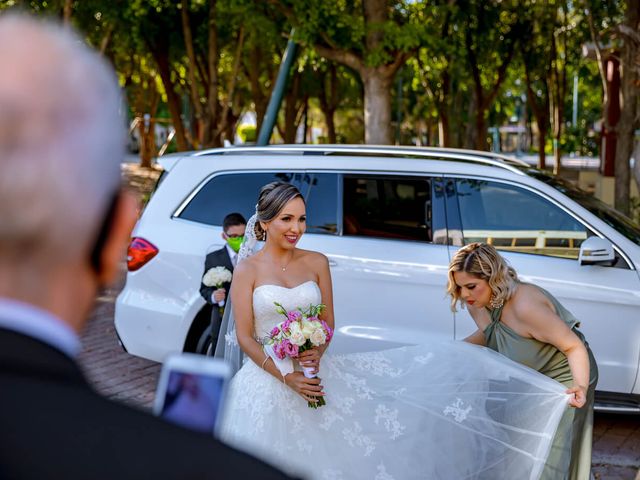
[{"left": 158, "top": 370, "right": 225, "bottom": 435}]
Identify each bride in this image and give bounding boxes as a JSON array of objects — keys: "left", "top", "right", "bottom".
[{"left": 218, "top": 182, "right": 569, "bottom": 480}]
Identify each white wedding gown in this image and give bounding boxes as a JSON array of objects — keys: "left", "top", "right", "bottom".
[{"left": 219, "top": 281, "right": 569, "bottom": 480}]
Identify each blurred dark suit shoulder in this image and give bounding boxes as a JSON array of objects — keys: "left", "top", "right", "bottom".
[{"left": 0, "top": 328, "right": 295, "bottom": 480}]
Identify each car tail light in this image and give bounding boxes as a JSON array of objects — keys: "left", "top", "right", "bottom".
[{"left": 127, "top": 237, "right": 158, "bottom": 272}]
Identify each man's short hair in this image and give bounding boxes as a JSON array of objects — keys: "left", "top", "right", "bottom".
[
  {"left": 0, "top": 15, "right": 123, "bottom": 265},
  {"left": 222, "top": 213, "right": 247, "bottom": 232}
]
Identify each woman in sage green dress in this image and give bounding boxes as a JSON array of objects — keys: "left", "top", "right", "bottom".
[{"left": 447, "top": 242, "right": 598, "bottom": 480}]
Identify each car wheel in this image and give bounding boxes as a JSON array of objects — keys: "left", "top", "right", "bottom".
[{"left": 195, "top": 324, "right": 213, "bottom": 356}]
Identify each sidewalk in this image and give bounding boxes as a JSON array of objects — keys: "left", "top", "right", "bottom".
[{"left": 592, "top": 414, "right": 640, "bottom": 479}]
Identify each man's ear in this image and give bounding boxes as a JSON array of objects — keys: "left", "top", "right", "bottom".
[{"left": 96, "top": 191, "right": 138, "bottom": 285}]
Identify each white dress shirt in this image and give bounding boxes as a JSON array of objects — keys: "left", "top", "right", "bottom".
[{"left": 0, "top": 297, "right": 81, "bottom": 358}]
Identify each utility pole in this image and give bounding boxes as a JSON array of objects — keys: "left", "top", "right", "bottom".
[{"left": 257, "top": 30, "right": 297, "bottom": 146}]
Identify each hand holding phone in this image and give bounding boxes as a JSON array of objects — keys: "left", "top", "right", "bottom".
[{"left": 153, "top": 353, "right": 231, "bottom": 436}]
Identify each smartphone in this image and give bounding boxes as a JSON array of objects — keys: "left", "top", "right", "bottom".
[{"left": 153, "top": 353, "right": 231, "bottom": 436}]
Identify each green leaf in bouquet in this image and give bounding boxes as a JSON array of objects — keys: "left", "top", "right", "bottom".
[{"left": 273, "top": 301, "right": 288, "bottom": 316}]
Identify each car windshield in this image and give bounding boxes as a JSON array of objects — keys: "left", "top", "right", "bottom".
[{"left": 524, "top": 169, "right": 640, "bottom": 246}]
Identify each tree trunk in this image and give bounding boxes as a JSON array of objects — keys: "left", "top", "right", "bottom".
[
  {"left": 522, "top": 63, "right": 550, "bottom": 170},
  {"left": 438, "top": 113, "right": 450, "bottom": 147},
  {"left": 633, "top": 139, "right": 640, "bottom": 197},
  {"left": 537, "top": 126, "right": 547, "bottom": 170},
  {"left": 282, "top": 72, "right": 302, "bottom": 143},
  {"left": 204, "top": 0, "right": 220, "bottom": 147},
  {"left": 99, "top": 24, "right": 114, "bottom": 56},
  {"left": 214, "top": 27, "right": 245, "bottom": 142},
  {"left": 325, "top": 111, "right": 337, "bottom": 144},
  {"left": 451, "top": 86, "right": 466, "bottom": 148},
  {"left": 309, "top": 0, "right": 409, "bottom": 145},
  {"left": 616, "top": 122, "right": 634, "bottom": 214},
  {"left": 319, "top": 64, "right": 338, "bottom": 144},
  {"left": 615, "top": 0, "right": 639, "bottom": 214},
  {"left": 152, "top": 49, "right": 189, "bottom": 151},
  {"left": 139, "top": 117, "right": 157, "bottom": 169},
  {"left": 363, "top": 70, "right": 392, "bottom": 144},
  {"left": 134, "top": 75, "right": 160, "bottom": 168},
  {"left": 362, "top": 0, "right": 391, "bottom": 145},
  {"left": 474, "top": 111, "right": 488, "bottom": 150},
  {"left": 63, "top": 0, "right": 72, "bottom": 24},
  {"left": 549, "top": 17, "right": 566, "bottom": 176},
  {"left": 246, "top": 44, "right": 269, "bottom": 135},
  {"left": 552, "top": 104, "right": 563, "bottom": 175},
  {"left": 182, "top": 3, "right": 205, "bottom": 148},
  {"left": 463, "top": 94, "right": 478, "bottom": 149}
]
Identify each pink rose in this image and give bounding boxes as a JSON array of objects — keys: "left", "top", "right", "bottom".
[
  {"left": 282, "top": 339, "right": 299, "bottom": 358},
  {"left": 287, "top": 310, "right": 302, "bottom": 322},
  {"left": 281, "top": 318, "right": 293, "bottom": 333},
  {"left": 270, "top": 326, "right": 280, "bottom": 338},
  {"left": 273, "top": 343, "right": 286, "bottom": 360},
  {"left": 321, "top": 320, "right": 333, "bottom": 342}
]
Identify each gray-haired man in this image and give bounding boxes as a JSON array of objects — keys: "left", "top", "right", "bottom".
[{"left": 0, "top": 14, "right": 294, "bottom": 480}]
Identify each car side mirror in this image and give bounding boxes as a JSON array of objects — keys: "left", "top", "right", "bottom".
[{"left": 578, "top": 237, "right": 615, "bottom": 266}]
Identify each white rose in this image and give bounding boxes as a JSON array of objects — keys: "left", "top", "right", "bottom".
[
  {"left": 290, "top": 331, "right": 306, "bottom": 346},
  {"left": 310, "top": 329, "right": 327, "bottom": 347},
  {"left": 301, "top": 321, "right": 315, "bottom": 339},
  {"left": 289, "top": 322, "right": 302, "bottom": 336}
]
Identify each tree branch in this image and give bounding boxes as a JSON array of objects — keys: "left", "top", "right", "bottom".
[
  {"left": 586, "top": 7, "right": 610, "bottom": 110},
  {"left": 381, "top": 48, "right": 416, "bottom": 78},
  {"left": 313, "top": 43, "right": 364, "bottom": 75}
]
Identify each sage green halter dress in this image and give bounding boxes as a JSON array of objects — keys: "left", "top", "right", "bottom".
[{"left": 483, "top": 284, "right": 598, "bottom": 480}]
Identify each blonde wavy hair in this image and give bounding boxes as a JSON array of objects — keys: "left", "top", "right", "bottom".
[{"left": 446, "top": 243, "right": 519, "bottom": 312}]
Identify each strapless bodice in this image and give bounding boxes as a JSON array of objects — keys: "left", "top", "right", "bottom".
[{"left": 252, "top": 281, "right": 321, "bottom": 341}]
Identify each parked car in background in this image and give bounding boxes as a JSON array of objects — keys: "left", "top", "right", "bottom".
[{"left": 115, "top": 145, "right": 640, "bottom": 413}]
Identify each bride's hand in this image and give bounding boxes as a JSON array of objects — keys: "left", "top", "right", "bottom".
[
  {"left": 298, "top": 348, "right": 321, "bottom": 374},
  {"left": 284, "top": 372, "right": 325, "bottom": 403}
]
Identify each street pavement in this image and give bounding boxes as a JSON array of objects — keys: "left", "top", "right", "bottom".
[{"left": 78, "top": 267, "right": 640, "bottom": 480}]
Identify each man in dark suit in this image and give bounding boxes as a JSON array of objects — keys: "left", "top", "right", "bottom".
[
  {"left": 0, "top": 15, "right": 293, "bottom": 480},
  {"left": 199, "top": 213, "right": 246, "bottom": 352}
]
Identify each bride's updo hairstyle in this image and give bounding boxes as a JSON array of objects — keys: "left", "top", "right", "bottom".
[
  {"left": 254, "top": 182, "right": 305, "bottom": 241},
  {"left": 446, "top": 242, "right": 519, "bottom": 311}
]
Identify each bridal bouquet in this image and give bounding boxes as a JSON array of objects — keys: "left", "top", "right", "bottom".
[
  {"left": 202, "top": 266, "right": 232, "bottom": 307},
  {"left": 267, "top": 302, "right": 333, "bottom": 408}
]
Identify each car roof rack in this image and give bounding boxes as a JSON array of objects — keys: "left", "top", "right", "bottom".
[{"left": 192, "top": 144, "right": 529, "bottom": 175}]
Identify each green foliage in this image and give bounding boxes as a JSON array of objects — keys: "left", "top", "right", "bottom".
[
  {"left": 285, "top": 0, "right": 428, "bottom": 67},
  {"left": 631, "top": 197, "right": 640, "bottom": 225},
  {"left": 4, "top": 0, "right": 628, "bottom": 163},
  {"left": 562, "top": 125, "right": 599, "bottom": 156}
]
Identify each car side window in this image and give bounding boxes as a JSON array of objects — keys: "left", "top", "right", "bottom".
[
  {"left": 453, "top": 178, "right": 590, "bottom": 259},
  {"left": 300, "top": 173, "right": 338, "bottom": 235},
  {"left": 177, "top": 172, "right": 297, "bottom": 225},
  {"left": 343, "top": 175, "right": 433, "bottom": 242}
]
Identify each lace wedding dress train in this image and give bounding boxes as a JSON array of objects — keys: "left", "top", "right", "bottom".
[{"left": 219, "top": 281, "right": 569, "bottom": 480}]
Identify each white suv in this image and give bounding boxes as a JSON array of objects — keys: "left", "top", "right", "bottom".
[{"left": 115, "top": 145, "right": 640, "bottom": 413}]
